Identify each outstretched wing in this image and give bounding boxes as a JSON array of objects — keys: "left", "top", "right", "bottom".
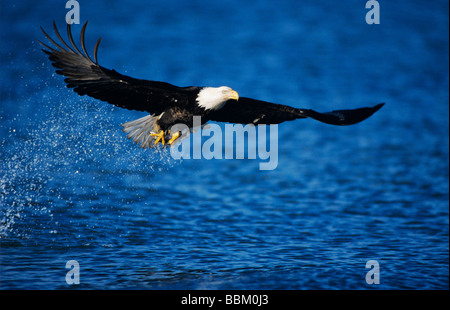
[
  {"left": 209, "top": 97, "right": 305, "bottom": 124},
  {"left": 40, "top": 21, "right": 194, "bottom": 114},
  {"left": 209, "top": 97, "right": 384, "bottom": 126}
]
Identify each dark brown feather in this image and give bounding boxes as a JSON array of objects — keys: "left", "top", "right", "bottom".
[
  {"left": 209, "top": 97, "right": 384, "bottom": 126},
  {"left": 40, "top": 21, "right": 200, "bottom": 115}
]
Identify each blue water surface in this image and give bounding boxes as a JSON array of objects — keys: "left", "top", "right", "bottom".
[{"left": 1, "top": 0, "right": 448, "bottom": 290}]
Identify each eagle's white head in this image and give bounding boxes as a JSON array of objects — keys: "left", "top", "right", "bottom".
[{"left": 196, "top": 86, "right": 239, "bottom": 110}]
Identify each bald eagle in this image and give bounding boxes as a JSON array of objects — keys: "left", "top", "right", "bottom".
[{"left": 40, "top": 22, "right": 384, "bottom": 148}]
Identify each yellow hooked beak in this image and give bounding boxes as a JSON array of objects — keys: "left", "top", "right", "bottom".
[{"left": 230, "top": 90, "right": 239, "bottom": 101}]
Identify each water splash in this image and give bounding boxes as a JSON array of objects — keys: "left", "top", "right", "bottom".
[{"left": 0, "top": 89, "right": 178, "bottom": 239}]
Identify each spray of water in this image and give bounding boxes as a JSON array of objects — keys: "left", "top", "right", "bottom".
[{"left": 0, "top": 87, "right": 178, "bottom": 239}]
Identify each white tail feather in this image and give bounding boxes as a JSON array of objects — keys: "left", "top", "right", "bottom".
[{"left": 121, "top": 114, "right": 161, "bottom": 148}]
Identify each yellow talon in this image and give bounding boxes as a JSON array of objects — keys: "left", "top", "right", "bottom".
[
  {"left": 150, "top": 130, "right": 165, "bottom": 146},
  {"left": 168, "top": 131, "right": 181, "bottom": 145}
]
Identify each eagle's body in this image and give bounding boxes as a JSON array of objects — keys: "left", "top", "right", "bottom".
[{"left": 40, "top": 22, "right": 384, "bottom": 148}]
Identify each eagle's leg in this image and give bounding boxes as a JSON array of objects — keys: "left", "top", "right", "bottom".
[
  {"left": 150, "top": 130, "right": 165, "bottom": 146},
  {"left": 168, "top": 131, "right": 181, "bottom": 145}
]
